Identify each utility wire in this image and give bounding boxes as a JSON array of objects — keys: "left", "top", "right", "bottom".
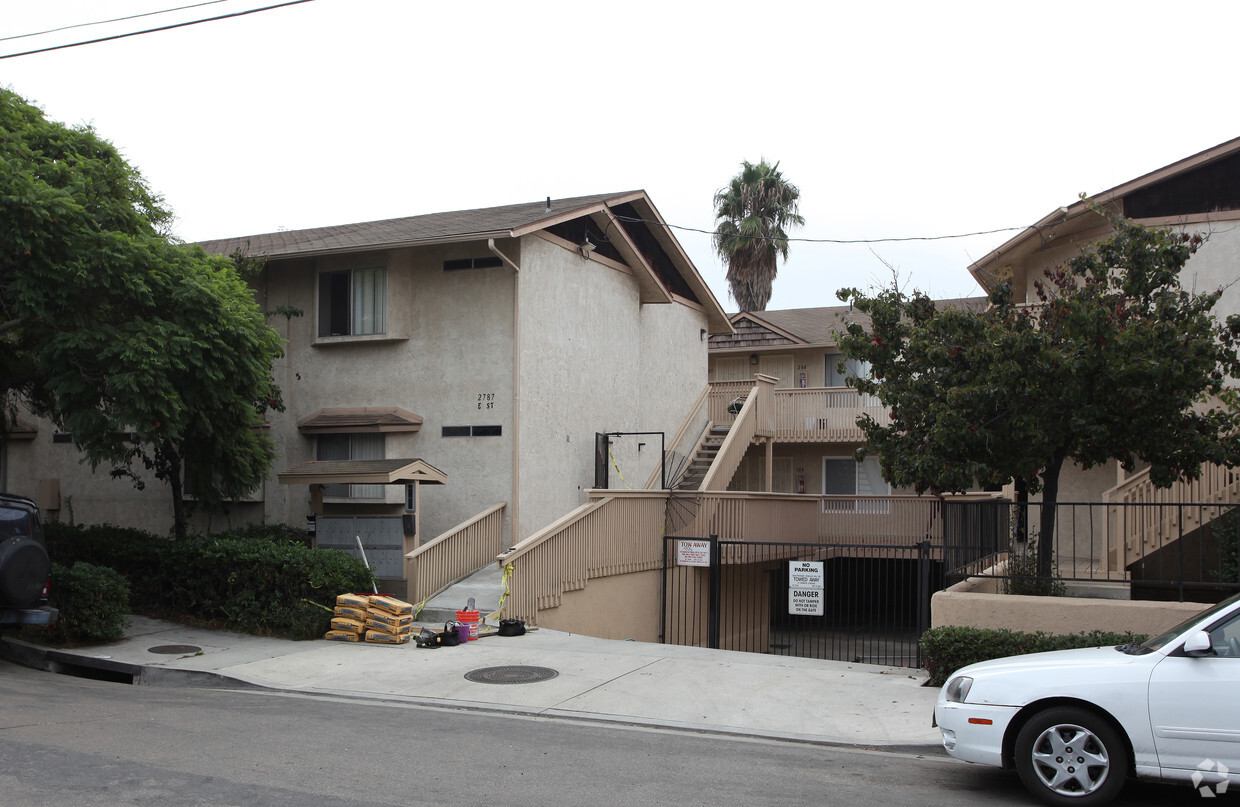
[
  {"left": 0, "top": 1, "right": 232, "bottom": 43},
  {"left": 612, "top": 214, "right": 1025, "bottom": 246},
  {"left": 0, "top": 0, "right": 317, "bottom": 59}
]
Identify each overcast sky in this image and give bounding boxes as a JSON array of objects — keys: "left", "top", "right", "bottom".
[{"left": 4, "top": 1, "right": 1239, "bottom": 312}]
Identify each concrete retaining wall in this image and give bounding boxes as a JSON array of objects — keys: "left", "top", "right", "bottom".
[{"left": 932, "top": 576, "right": 1210, "bottom": 636}]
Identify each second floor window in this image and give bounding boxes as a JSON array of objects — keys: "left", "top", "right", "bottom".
[
  {"left": 824, "top": 353, "right": 870, "bottom": 388},
  {"left": 318, "top": 267, "right": 386, "bottom": 337}
]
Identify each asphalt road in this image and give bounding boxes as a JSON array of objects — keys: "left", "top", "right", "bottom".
[{"left": 0, "top": 660, "right": 1227, "bottom": 806}]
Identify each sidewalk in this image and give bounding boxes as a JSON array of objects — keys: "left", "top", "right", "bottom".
[{"left": 1, "top": 616, "right": 945, "bottom": 752}]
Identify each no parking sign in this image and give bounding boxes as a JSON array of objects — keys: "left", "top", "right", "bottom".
[{"left": 788, "top": 560, "right": 824, "bottom": 616}]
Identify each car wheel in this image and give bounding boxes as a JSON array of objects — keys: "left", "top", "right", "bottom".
[{"left": 1014, "top": 706, "right": 1128, "bottom": 807}]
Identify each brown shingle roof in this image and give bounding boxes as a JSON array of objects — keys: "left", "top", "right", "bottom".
[
  {"left": 710, "top": 297, "right": 989, "bottom": 351},
  {"left": 198, "top": 192, "right": 643, "bottom": 258}
]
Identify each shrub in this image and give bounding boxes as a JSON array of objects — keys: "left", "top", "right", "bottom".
[
  {"left": 42, "top": 522, "right": 376, "bottom": 640},
  {"left": 1001, "top": 537, "right": 1065, "bottom": 597},
  {"left": 920, "top": 626, "right": 1147, "bottom": 687},
  {"left": 44, "top": 562, "right": 131, "bottom": 645}
]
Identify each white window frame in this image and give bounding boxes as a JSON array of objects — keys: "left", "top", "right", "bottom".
[
  {"left": 318, "top": 267, "right": 387, "bottom": 337},
  {"left": 822, "top": 456, "right": 890, "bottom": 514}
]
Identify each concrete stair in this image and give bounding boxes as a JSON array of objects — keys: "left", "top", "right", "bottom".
[
  {"left": 676, "top": 425, "right": 730, "bottom": 491},
  {"left": 416, "top": 564, "right": 506, "bottom": 625}
]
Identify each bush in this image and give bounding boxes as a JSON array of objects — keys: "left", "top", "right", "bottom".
[
  {"left": 44, "top": 562, "right": 131, "bottom": 645},
  {"left": 920, "top": 625, "right": 1147, "bottom": 687},
  {"left": 43, "top": 522, "right": 376, "bottom": 640},
  {"left": 1001, "top": 537, "right": 1065, "bottom": 597}
]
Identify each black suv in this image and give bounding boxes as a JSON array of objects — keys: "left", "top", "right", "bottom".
[{"left": 0, "top": 493, "right": 57, "bottom": 633}]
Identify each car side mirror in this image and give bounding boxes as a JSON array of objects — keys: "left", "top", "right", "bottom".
[{"left": 1183, "top": 630, "right": 1214, "bottom": 657}]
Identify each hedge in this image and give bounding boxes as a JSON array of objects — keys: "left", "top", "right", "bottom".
[
  {"left": 44, "top": 561, "right": 131, "bottom": 645},
  {"left": 43, "top": 522, "right": 376, "bottom": 640},
  {"left": 920, "top": 625, "right": 1148, "bottom": 687}
]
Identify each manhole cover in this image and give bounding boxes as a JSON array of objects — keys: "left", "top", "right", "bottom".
[
  {"left": 147, "top": 644, "right": 202, "bottom": 655},
  {"left": 464, "top": 665, "right": 559, "bottom": 685}
]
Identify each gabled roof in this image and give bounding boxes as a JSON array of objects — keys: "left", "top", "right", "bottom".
[
  {"left": 277, "top": 459, "right": 447, "bottom": 486},
  {"left": 198, "top": 191, "right": 732, "bottom": 333},
  {"left": 710, "top": 298, "right": 986, "bottom": 352},
  {"left": 969, "top": 136, "right": 1240, "bottom": 291}
]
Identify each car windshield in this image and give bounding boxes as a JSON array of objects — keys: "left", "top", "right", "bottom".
[{"left": 1123, "top": 591, "right": 1240, "bottom": 654}]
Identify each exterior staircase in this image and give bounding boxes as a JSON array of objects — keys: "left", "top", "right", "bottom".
[{"left": 676, "top": 425, "right": 730, "bottom": 491}]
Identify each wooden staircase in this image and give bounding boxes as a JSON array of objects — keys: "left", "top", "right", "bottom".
[
  {"left": 676, "top": 425, "right": 730, "bottom": 491},
  {"left": 1105, "top": 463, "right": 1240, "bottom": 573}
]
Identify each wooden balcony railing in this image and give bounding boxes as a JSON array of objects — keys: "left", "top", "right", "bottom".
[
  {"left": 405, "top": 502, "right": 506, "bottom": 605},
  {"left": 707, "top": 382, "right": 888, "bottom": 443}
]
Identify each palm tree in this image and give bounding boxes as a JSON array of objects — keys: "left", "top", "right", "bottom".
[{"left": 712, "top": 159, "right": 804, "bottom": 312}]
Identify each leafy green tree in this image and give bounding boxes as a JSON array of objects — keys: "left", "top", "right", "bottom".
[
  {"left": 838, "top": 215, "right": 1240, "bottom": 578},
  {"left": 0, "top": 88, "right": 284, "bottom": 538},
  {"left": 713, "top": 159, "right": 804, "bottom": 312}
]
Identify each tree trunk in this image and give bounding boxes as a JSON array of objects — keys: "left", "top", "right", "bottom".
[
  {"left": 164, "top": 441, "right": 187, "bottom": 540},
  {"left": 1037, "top": 456, "right": 1065, "bottom": 580}
]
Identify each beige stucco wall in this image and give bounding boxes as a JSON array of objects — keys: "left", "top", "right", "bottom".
[
  {"left": 932, "top": 579, "right": 1210, "bottom": 636},
  {"left": 533, "top": 568, "right": 663, "bottom": 642},
  {"left": 515, "top": 234, "right": 710, "bottom": 538}
]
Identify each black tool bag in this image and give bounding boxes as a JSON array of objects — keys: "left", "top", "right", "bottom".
[{"left": 498, "top": 618, "right": 526, "bottom": 636}]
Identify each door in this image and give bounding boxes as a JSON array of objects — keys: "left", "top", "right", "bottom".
[{"left": 1147, "top": 608, "right": 1240, "bottom": 776}]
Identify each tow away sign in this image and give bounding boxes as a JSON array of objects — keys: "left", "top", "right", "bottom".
[
  {"left": 789, "top": 560, "right": 824, "bottom": 616},
  {"left": 789, "top": 560, "right": 824, "bottom": 588},
  {"left": 676, "top": 539, "right": 712, "bottom": 567}
]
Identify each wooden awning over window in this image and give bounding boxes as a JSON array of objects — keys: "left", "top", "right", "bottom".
[
  {"left": 2, "top": 417, "right": 38, "bottom": 440},
  {"left": 296, "top": 406, "right": 423, "bottom": 434},
  {"left": 276, "top": 459, "right": 447, "bottom": 485}
]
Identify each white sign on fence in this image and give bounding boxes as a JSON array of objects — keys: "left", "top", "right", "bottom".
[
  {"left": 789, "top": 560, "right": 824, "bottom": 588},
  {"left": 677, "top": 539, "right": 712, "bottom": 567},
  {"left": 788, "top": 587, "right": 824, "bottom": 616}
]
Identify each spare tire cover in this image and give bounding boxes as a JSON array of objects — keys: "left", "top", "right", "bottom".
[{"left": 0, "top": 537, "right": 51, "bottom": 608}]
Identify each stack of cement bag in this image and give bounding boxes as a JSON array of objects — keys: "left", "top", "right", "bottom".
[{"left": 324, "top": 593, "right": 415, "bottom": 644}]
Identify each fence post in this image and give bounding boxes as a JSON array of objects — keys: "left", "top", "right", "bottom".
[
  {"left": 916, "top": 539, "right": 932, "bottom": 668},
  {"left": 708, "top": 534, "right": 720, "bottom": 650}
]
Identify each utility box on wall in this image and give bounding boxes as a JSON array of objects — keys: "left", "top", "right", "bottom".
[{"left": 38, "top": 479, "right": 60, "bottom": 511}]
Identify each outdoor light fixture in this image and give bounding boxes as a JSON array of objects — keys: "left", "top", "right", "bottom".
[{"left": 750, "top": 354, "right": 759, "bottom": 365}]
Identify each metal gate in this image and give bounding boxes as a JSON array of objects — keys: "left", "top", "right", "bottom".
[{"left": 662, "top": 536, "right": 944, "bottom": 667}]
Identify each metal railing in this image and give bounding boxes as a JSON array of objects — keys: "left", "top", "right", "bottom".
[
  {"left": 945, "top": 500, "right": 1240, "bottom": 602},
  {"left": 663, "top": 536, "right": 942, "bottom": 666},
  {"left": 405, "top": 502, "right": 506, "bottom": 605}
]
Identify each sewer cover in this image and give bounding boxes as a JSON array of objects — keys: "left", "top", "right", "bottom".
[
  {"left": 464, "top": 665, "right": 559, "bottom": 685},
  {"left": 147, "top": 644, "right": 202, "bottom": 655}
]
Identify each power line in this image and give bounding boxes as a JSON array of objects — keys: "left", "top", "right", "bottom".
[
  {"left": 0, "top": 1, "right": 233, "bottom": 43},
  {"left": 611, "top": 214, "right": 1025, "bottom": 247},
  {"left": 0, "top": 0, "right": 318, "bottom": 60}
]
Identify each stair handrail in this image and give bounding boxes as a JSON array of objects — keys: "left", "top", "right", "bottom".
[
  {"left": 644, "top": 383, "right": 712, "bottom": 490},
  {"left": 405, "top": 502, "right": 507, "bottom": 604}
]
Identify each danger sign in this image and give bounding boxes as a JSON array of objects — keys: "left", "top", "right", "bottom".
[{"left": 789, "top": 587, "right": 824, "bottom": 616}]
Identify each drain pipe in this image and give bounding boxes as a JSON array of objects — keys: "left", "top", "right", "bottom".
[{"left": 488, "top": 238, "right": 521, "bottom": 548}]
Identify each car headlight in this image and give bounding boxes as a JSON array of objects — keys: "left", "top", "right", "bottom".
[{"left": 944, "top": 675, "right": 974, "bottom": 703}]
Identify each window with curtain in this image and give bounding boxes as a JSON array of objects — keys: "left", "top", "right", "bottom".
[
  {"left": 318, "top": 267, "right": 386, "bottom": 337},
  {"left": 317, "top": 433, "right": 385, "bottom": 498}
]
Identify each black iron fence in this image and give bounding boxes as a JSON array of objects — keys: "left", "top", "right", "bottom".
[
  {"left": 943, "top": 500, "right": 1240, "bottom": 603},
  {"left": 662, "top": 536, "right": 943, "bottom": 667}
]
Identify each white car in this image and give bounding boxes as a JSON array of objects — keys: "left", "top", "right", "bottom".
[{"left": 934, "top": 592, "right": 1240, "bottom": 806}]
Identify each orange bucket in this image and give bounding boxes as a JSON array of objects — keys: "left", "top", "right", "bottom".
[{"left": 456, "top": 609, "right": 480, "bottom": 641}]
